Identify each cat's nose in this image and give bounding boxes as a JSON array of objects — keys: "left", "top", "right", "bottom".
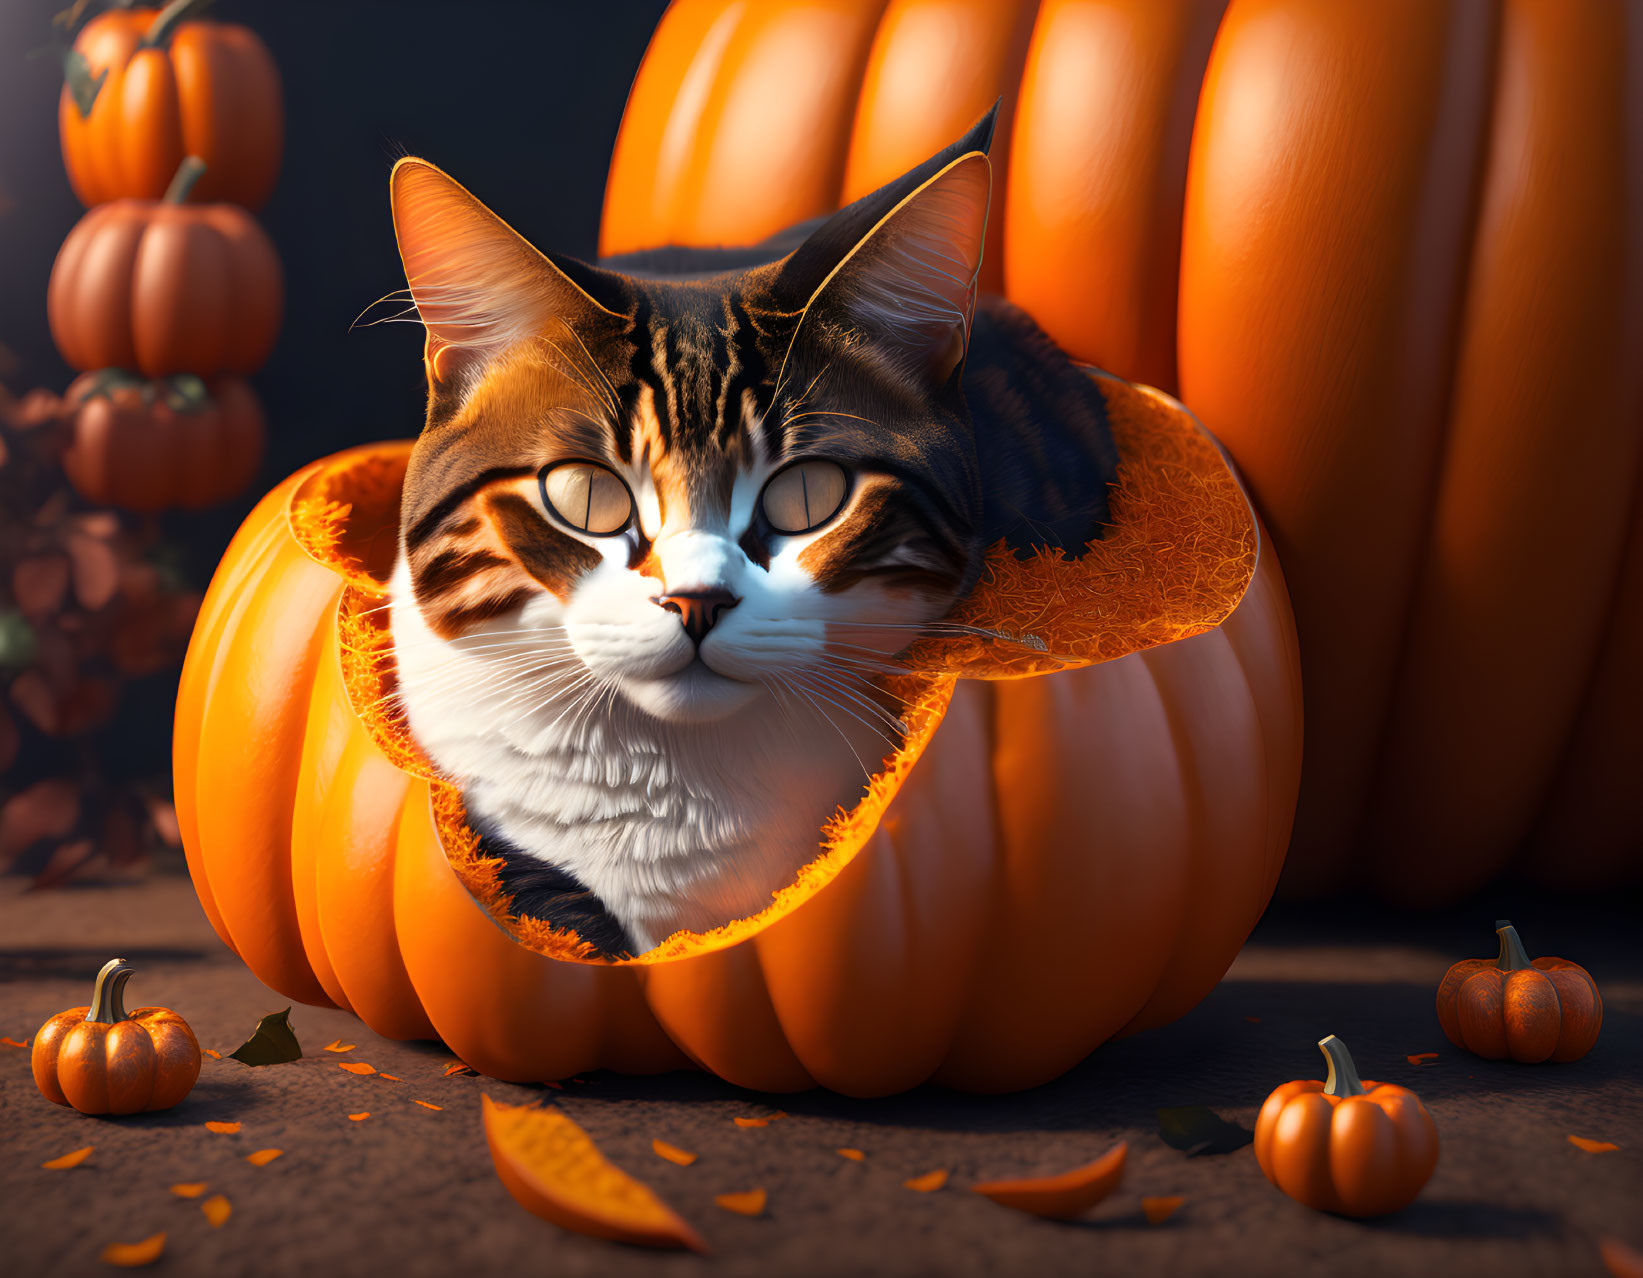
[{"left": 653, "top": 588, "right": 740, "bottom": 645}]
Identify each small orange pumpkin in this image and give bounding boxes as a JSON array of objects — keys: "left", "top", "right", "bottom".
[
  {"left": 1255, "top": 1035, "right": 1439, "bottom": 1218},
  {"left": 58, "top": 0, "right": 283, "bottom": 209},
  {"left": 32, "top": 958, "right": 201, "bottom": 1114},
  {"left": 61, "top": 370, "right": 265, "bottom": 514},
  {"left": 1436, "top": 920, "right": 1602, "bottom": 1063},
  {"left": 48, "top": 157, "right": 282, "bottom": 380}
]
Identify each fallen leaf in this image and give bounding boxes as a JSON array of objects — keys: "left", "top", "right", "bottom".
[
  {"left": 481, "top": 1095, "right": 706, "bottom": 1252},
  {"left": 101, "top": 1232, "right": 165, "bottom": 1267},
  {"left": 715, "top": 1189, "right": 766, "bottom": 1217},
  {"left": 444, "top": 1062, "right": 479, "bottom": 1078},
  {"left": 543, "top": 1081, "right": 563, "bottom": 1090},
  {"left": 768, "top": 1111, "right": 788, "bottom": 1120},
  {"left": 1569, "top": 1136, "right": 1620, "bottom": 1154},
  {"left": 168, "top": 1183, "right": 208, "bottom": 1199},
  {"left": 42, "top": 1146, "right": 93, "bottom": 1170},
  {"left": 324, "top": 1041, "right": 356, "bottom": 1053},
  {"left": 348, "top": 1113, "right": 370, "bottom": 1122},
  {"left": 1406, "top": 1053, "right": 1439, "bottom": 1066},
  {"left": 1156, "top": 1106, "right": 1252, "bottom": 1156},
  {"left": 733, "top": 1117, "right": 768, "bottom": 1128},
  {"left": 0, "top": 1035, "right": 30, "bottom": 1048},
  {"left": 201, "top": 1049, "right": 221, "bottom": 1060},
  {"left": 837, "top": 1149, "right": 866, "bottom": 1161},
  {"left": 1143, "top": 1196, "right": 1185, "bottom": 1225},
  {"left": 652, "top": 1139, "right": 697, "bottom": 1166},
  {"left": 971, "top": 1140, "right": 1127, "bottom": 1221},
  {"left": 226, "top": 1008, "right": 301, "bottom": 1067},
  {"left": 204, "top": 1121, "right": 240, "bottom": 1135},
  {"left": 904, "top": 1169, "right": 949, "bottom": 1193},
  {"left": 200, "top": 1195, "right": 231, "bottom": 1228},
  {"left": 414, "top": 1100, "right": 443, "bottom": 1111},
  {"left": 1601, "top": 1237, "right": 1643, "bottom": 1278},
  {"left": 379, "top": 1073, "right": 404, "bottom": 1082},
  {"left": 1244, "top": 1016, "right": 1262, "bottom": 1024},
  {"left": 245, "top": 1149, "right": 283, "bottom": 1167},
  {"left": 338, "top": 1062, "right": 377, "bottom": 1076}
]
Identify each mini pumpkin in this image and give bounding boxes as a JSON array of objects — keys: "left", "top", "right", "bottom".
[
  {"left": 61, "top": 370, "right": 265, "bottom": 514},
  {"left": 1255, "top": 1035, "right": 1439, "bottom": 1218},
  {"left": 58, "top": 0, "right": 283, "bottom": 209},
  {"left": 33, "top": 958, "right": 201, "bottom": 1114},
  {"left": 48, "top": 157, "right": 282, "bottom": 380},
  {"left": 1436, "top": 920, "right": 1602, "bottom": 1063}
]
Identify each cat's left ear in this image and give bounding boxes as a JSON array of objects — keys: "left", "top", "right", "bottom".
[{"left": 786, "top": 149, "right": 991, "bottom": 389}]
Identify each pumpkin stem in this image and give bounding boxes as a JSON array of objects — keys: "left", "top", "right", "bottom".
[
  {"left": 1494, "top": 920, "right": 1533, "bottom": 972},
  {"left": 1318, "top": 1035, "right": 1368, "bottom": 1098},
  {"left": 163, "top": 156, "right": 208, "bottom": 205},
  {"left": 140, "top": 0, "right": 215, "bottom": 50},
  {"left": 87, "top": 958, "right": 135, "bottom": 1024}
]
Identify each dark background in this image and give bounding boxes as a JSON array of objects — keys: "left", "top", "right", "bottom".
[{"left": 0, "top": 0, "right": 669, "bottom": 783}]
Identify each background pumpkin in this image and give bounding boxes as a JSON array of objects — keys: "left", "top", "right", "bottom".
[
  {"left": 175, "top": 365, "right": 1301, "bottom": 1096},
  {"left": 61, "top": 371, "right": 265, "bottom": 514},
  {"left": 47, "top": 157, "right": 283, "bottom": 381},
  {"left": 58, "top": 0, "right": 283, "bottom": 210},
  {"left": 1435, "top": 920, "right": 1603, "bottom": 1063},
  {"left": 602, "top": 0, "right": 1643, "bottom": 904}
]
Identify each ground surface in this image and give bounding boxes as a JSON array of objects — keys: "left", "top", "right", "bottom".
[{"left": 2, "top": 874, "right": 1639, "bottom": 1278}]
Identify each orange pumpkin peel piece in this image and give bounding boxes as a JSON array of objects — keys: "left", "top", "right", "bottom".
[
  {"left": 971, "top": 1140, "right": 1127, "bottom": 1220},
  {"left": 481, "top": 1095, "right": 706, "bottom": 1252}
]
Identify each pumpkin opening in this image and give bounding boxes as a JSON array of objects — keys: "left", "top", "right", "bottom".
[{"left": 284, "top": 375, "right": 1258, "bottom": 965}]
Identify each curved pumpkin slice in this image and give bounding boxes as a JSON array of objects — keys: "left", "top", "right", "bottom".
[
  {"left": 481, "top": 1095, "right": 707, "bottom": 1252},
  {"left": 970, "top": 1140, "right": 1127, "bottom": 1220}
]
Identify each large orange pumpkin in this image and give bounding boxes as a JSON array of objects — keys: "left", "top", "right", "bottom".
[
  {"left": 58, "top": 0, "right": 283, "bottom": 210},
  {"left": 175, "top": 362, "right": 1300, "bottom": 1094},
  {"left": 602, "top": 0, "right": 1643, "bottom": 902},
  {"left": 48, "top": 157, "right": 283, "bottom": 380}
]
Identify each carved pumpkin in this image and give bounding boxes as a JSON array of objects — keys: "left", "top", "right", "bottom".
[
  {"left": 62, "top": 371, "right": 265, "bottom": 514},
  {"left": 1436, "top": 920, "right": 1602, "bottom": 1063},
  {"left": 48, "top": 157, "right": 282, "bottom": 380},
  {"left": 1255, "top": 1035, "right": 1439, "bottom": 1218},
  {"left": 174, "top": 363, "right": 1301, "bottom": 1095},
  {"left": 603, "top": 0, "right": 1643, "bottom": 901},
  {"left": 32, "top": 958, "right": 201, "bottom": 1114},
  {"left": 58, "top": 0, "right": 283, "bottom": 210}
]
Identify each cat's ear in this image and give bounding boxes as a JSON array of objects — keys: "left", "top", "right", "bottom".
[
  {"left": 795, "top": 150, "right": 990, "bottom": 387},
  {"left": 390, "top": 159, "right": 617, "bottom": 393}
]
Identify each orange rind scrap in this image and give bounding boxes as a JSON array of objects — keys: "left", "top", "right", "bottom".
[
  {"left": 481, "top": 1095, "right": 706, "bottom": 1252},
  {"left": 971, "top": 1140, "right": 1127, "bottom": 1220}
]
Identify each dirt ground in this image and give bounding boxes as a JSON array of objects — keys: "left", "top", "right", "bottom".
[{"left": 2, "top": 872, "right": 1639, "bottom": 1278}]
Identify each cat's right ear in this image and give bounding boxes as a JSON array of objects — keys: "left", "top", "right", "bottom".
[{"left": 390, "top": 159, "right": 617, "bottom": 397}]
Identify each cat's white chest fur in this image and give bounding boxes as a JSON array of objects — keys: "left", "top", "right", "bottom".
[{"left": 388, "top": 559, "right": 882, "bottom": 952}]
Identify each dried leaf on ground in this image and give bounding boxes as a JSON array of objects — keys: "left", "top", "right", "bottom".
[
  {"left": 715, "top": 1189, "right": 766, "bottom": 1217},
  {"left": 904, "top": 1169, "right": 949, "bottom": 1193},
  {"left": 168, "top": 1183, "right": 208, "bottom": 1199},
  {"left": 971, "top": 1141, "right": 1127, "bottom": 1220},
  {"left": 837, "top": 1149, "right": 866, "bottom": 1161},
  {"left": 227, "top": 1008, "right": 301, "bottom": 1066},
  {"left": 482, "top": 1094, "right": 706, "bottom": 1252},
  {"left": 444, "top": 1062, "right": 479, "bottom": 1078},
  {"left": 324, "top": 1041, "right": 356, "bottom": 1053},
  {"left": 1, "top": 1035, "right": 31, "bottom": 1048},
  {"left": 414, "top": 1100, "right": 443, "bottom": 1111},
  {"left": 42, "top": 1145, "right": 93, "bottom": 1170},
  {"left": 1143, "top": 1196, "right": 1185, "bottom": 1225},
  {"left": 204, "top": 1121, "right": 240, "bottom": 1135},
  {"left": 379, "top": 1073, "right": 403, "bottom": 1082},
  {"left": 245, "top": 1149, "right": 283, "bottom": 1167},
  {"left": 1569, "top": 1136, "right": 1620, "bottom": 1154},
  {"left": 1156, "top": 1106, "right": 1252, "bottom": 1156},
  {"left": 652, "top": 1140, "right": 697, "bottom": 1167},
  {"left": 201, "top": 1049, "right": 221, "bottom": 1060},
  {"left": 348, "top": 1113, "right": 370, "bottom": 1122},
  {"left": 100, "top": 1232, "right": 165, "bottom": 1267},
  {"left": 200, "top": 1195, "right": 231, "bottom": 1228},
  {"left": 732, "top": 1117, "right": 767, "bottom": 1128},
  {"left": 1601, "top": 1237, "right": 1643, "bottom": 1278},
  {"left": 1406, "top": 1053, "right": 1439, "bottom": 1065},
  {"left": 338, "top": 1062, "right": 377, "bottom": 1076}
]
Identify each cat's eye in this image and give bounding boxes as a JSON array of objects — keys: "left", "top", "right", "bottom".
[
  {"left": 760, "top": 460, "right": 849, "bottom": 535},
  {"left": 541, "top": 462, "right": 634, "bottom": 536}
]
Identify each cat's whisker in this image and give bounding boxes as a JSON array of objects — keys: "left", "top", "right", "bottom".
[
  {"left": 796, "top": 665, "right": 910, "bottom": 737},
  {"left": 777, "top": 675, "right": 881, "bottom": 785},
  {"left": 786, "top": 670, "right": 902, "bottom": 751}
]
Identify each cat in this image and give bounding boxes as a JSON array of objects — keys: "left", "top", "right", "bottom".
[{"left": 385, "top": 107, "right": 1117, "bottom": 957}]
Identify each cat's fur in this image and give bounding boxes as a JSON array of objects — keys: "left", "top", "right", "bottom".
[{"left": 386, "top": 110, "right": 1116, "bottom": 955}]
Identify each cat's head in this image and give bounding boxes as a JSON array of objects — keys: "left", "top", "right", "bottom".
[{"left": 388, "top": 112, "right": 994, "bottom": 726}]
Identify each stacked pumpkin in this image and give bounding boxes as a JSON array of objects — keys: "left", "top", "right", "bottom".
[{"left": 47, "top": 0, "right": 283, "bottom": 514}]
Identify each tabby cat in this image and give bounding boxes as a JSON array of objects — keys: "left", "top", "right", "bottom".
[{"left": 386, "top": 109, "right": 1117, "bottom": 956}]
